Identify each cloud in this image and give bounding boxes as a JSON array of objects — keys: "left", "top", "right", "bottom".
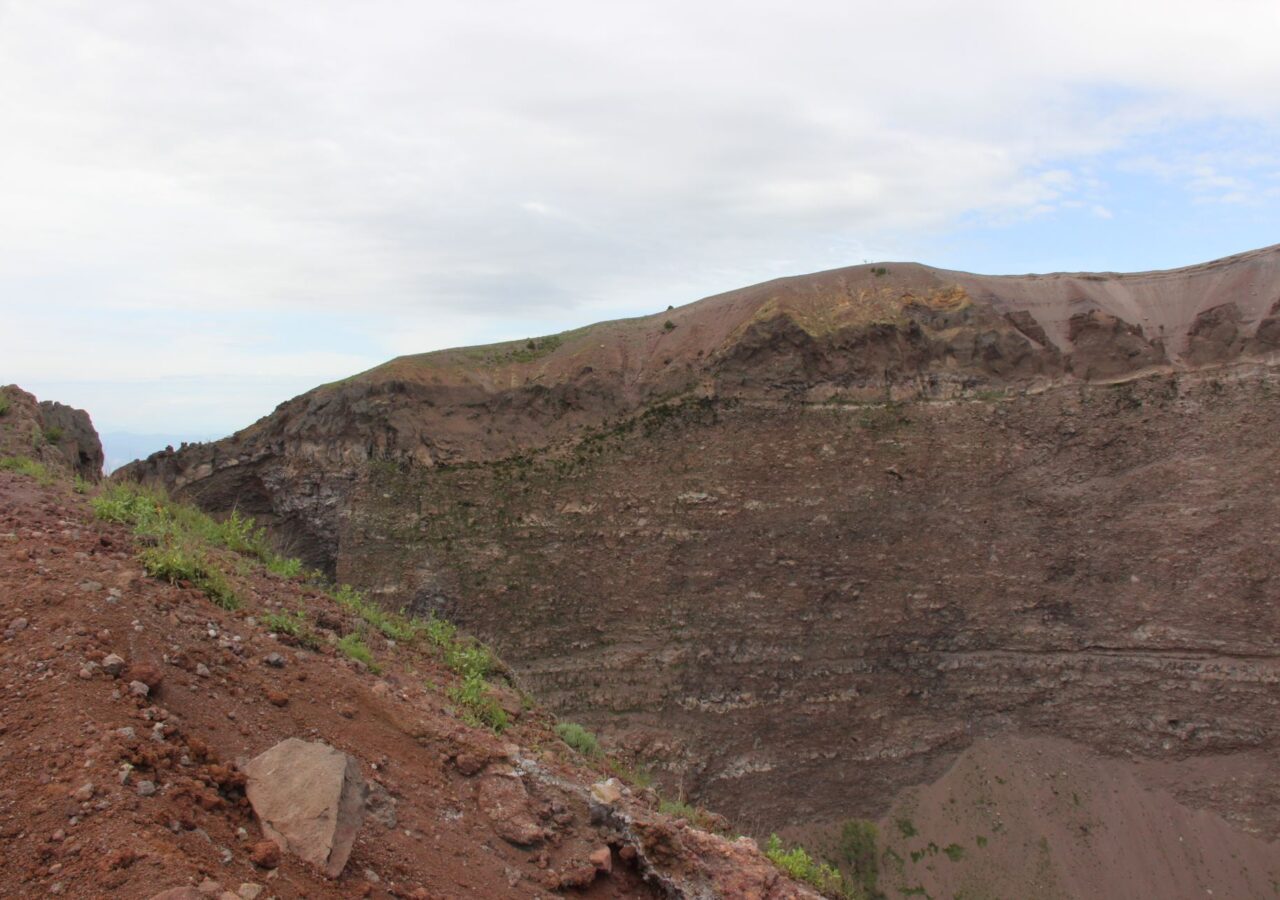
[{"left": 2, "top": 0, "right": 1279, "bottom": 436}]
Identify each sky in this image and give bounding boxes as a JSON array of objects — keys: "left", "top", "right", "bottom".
[{"left": 2, "top": 0, "right": 1279, "bottom": 465}]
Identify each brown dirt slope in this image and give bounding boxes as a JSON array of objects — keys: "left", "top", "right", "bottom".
[
  {"left": 0, "top": 467, "right": 820, "bottom": 899},
  {"left": 862, "top": 735, "right": 1280, "bottom": 900}
]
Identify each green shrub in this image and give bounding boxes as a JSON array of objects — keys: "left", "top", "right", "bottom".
[
  {"left": 265, "top": 555, "right": 303, "bottom": 578},
  {"left": 555, "top": 722, "right": 601, "bottom": 758},
  {"left": 837, "top": 819, "right": 879, "bottom": 898},
  {"left": 450, "top": 671, "right": 508, "bottom": 733},
  {"left": 72, "top": 474, "right": 91, "bottom": 494},
  {"left": 139, "top": 543, "right": 238, "bottom": 609},
  {"left": 663, "top": 319, "right": 676, "bottom": 332},
  {"left": 331, "top": 584, "right": 419, "bottom": 641},
  {"left": 943, "top": 843, "right": 965, "bottom": 862},
  {"left": 765, "top": 835, "right": 847, "bottom": 898},
  {"left": 337, "top": 633, "right": 380, "bottom": 672},
  {"left": 444, "top": 641, "right": 495, "bottom": 680},
  {"left": 92, "top": 483, "right": 305, "bottom": 582},
  {"left": 658, "top": 798, "right": 723, "bottom": 832},
  {"left": 0, "top": 395, "right": 9, "bottom": 416},
  {"left": 262, "top": 609, "right": 320, "bottom": 649},
  {"left": 43, "top": 426, "right": 63, "bottom": 444}
]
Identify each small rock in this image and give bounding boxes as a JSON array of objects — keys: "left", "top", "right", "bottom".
[
  {"left": 136, "top": 780, "right": 157, "bottom": 797},
  {"left": 8, "top": 616, "right": 28, "bottom": 632},
  {"left": 589, "top": 846, "right": 613, "bottom": 873},
  {"left": 196, "top": 663, "right": 211, "bottom": 678},
  {"left": 476, "top": 773, "right": 543, "bottom": 847},
  {"left": 197, "top": 879, "right": 223, "bottom": 896},
  {"left": 236, "top": 884, "right": 263, "bottom": 900},
  {"left": 129, "top": 680, "right": 151, "bottom": 698},
  {"left": 248, "top": 840, "right": 281, "bottom": 869},
  {"left": 590, "top": 778, "right": 623, "bottom": 806},
  {"left": 263, "top": 653, "right": 286, "bottom": 669},
  {"left": 452, "top": 753, "right": 485, "bottom": 776},
  {"left": 127, "top": 662, "right": 164, "bottom": 690},
  {"left": 71, "top": 782, "right": 95, "bottom": 802},
  {"left": 148, "top": 890, "right": 204, "bottom": 900},
  {"left": 102, "top": 653, "right": 126, "bottom": 677},
  {"left": 265, "top": 690, "right": 289, "bottom": 707}
]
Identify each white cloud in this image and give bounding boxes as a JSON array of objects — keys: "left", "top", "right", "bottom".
[{"left": 1, "top": 0, "right": 1279, "bottom": 435}]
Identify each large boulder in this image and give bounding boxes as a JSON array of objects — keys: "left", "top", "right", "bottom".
[{"left": 242, "top": 738, "right": 367, "bottom": 878}]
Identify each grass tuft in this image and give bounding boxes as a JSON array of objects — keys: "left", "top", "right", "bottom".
[
  {"left": 765, "top": 835, "right": 849, "bottom": 898},
  {"left": 337, "top": 632, "right": 380, "bottom": 673},
  {"left": 139, "top": 543, "right": 239, "bottom": 609},
  {"left": 555, "top": 722, "right": 601, "bottom": 758},
  {"left": 0, "top": 456, "right": 56, "bottom": 486}
]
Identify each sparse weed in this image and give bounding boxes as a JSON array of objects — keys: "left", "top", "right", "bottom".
[
  {"left": 449, "top": 671, "right": 509, "bottom": 732},
  {"left": 43, "top": 426, "right": 63, "bottom": 444},
  {"left": 0, "top": 396, "right": 9, "bottom": 416},
  {"left": 337, "top": 633, "right": 380, "bottom": 672},
  {"left": 262, "top": 609, "right": 320, "bottom": 649},
  {"left": 764, "top": 835, "right": 848, "bottom": 898},
  {"left": 139, "top": 543, "right": 239, "bottom": 610},
  {"left": 837, "top": 819, "right": 880, "bottom": 898},
  {"left": 0, "top": 456, "right": 55, "bottom": 486},
  {"left": 555, "top": 722, "right": 601, "bottom": 758}
]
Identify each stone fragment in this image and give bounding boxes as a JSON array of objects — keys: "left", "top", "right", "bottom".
[
  {"left": 589, "top": 846, "right": 613, "bottom": 873},
  {"left": 129, "top": 680, "right": 150, "bottom": 698},
  {"left": 265, "top": 689, "right": 289, "bottom": 707},
  {"left": 590, "top": 778, "right": 623, "bottom": 806},
  {"left": 71, "top": 782, "right": 94, "bottom": 802},
  {"left": 196, "top": 663, "right": 211, "bottom": 678},
  {"left": 242, "top": 738, "right": 367, "bottom": 878},
  {"left": 263, "top": 653, "right": 286, "bottom": 669},
  {"left": 127, "top": 662, "right": 164, "bottom": 690},
  {"left": 102, "top": 653, "right": 126, "bottom": 677},
  {"left": 147, "top": 890, "right": 203, "bottom": 900},
  {"left": 476, "top": 772, "right": 543, "bottom": 846},
  {"left": 236, "top": 884, "right": 263, "bottom": 899},
  {"left": 248, "top": 839, "right": 281, "bottom": 869},
  {"left": 136, "top": 780, "right": 157, "bottom": 797}
]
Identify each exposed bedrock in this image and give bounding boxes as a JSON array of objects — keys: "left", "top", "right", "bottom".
[{"left": 115, "top": 247, "right": 1280, "bottom": 841}]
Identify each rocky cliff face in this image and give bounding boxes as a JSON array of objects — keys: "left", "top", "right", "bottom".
[
  {"left": 119, "top": 247, "right": 1280, "bottom": 877},
  {"left": 0, "top": 385, "right": 103, "bottom": 480}
]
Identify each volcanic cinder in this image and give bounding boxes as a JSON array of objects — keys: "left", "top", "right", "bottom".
[{"left": 123, "top": 245, "right": 1280, "bottom": 897}]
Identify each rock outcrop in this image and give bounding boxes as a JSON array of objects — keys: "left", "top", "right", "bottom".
[
  {"left": 242, "top": 738, "right": 367, "bottom": 878},
  {"left": 115, "top": 245, "right": 1280, "bottom": 875},
  {"left": 0, "top": 385, "right": 103, "bottom": 480}
]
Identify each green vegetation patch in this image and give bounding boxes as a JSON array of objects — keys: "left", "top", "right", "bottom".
[
  {"left": 837, "top": 818, "right": 880, "bottom": 898},
  {"left": 261, "top": 609, "right": 321, "bottom": 649},
  {"left": 139, "top": 542, "right": 239, "bottom": 610},
  {"left": 0, "top": 456, "right": 55, "bottom": 486},
  {"left": 555, "top": 722, "right": 601, "bottom": 758},
  {"left": 449, "top": 671, "right": 509, "bottom": 733},
  {"left": 764, "top": 835, "right": 848, "bottom": 898},
  {"left": 336, "top": 632, "right": 380, "bottom": 672}
]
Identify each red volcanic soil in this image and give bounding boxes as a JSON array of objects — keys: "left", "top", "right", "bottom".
[{"left": 0, "top": 470, "right": 817, "bottom": 899}]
